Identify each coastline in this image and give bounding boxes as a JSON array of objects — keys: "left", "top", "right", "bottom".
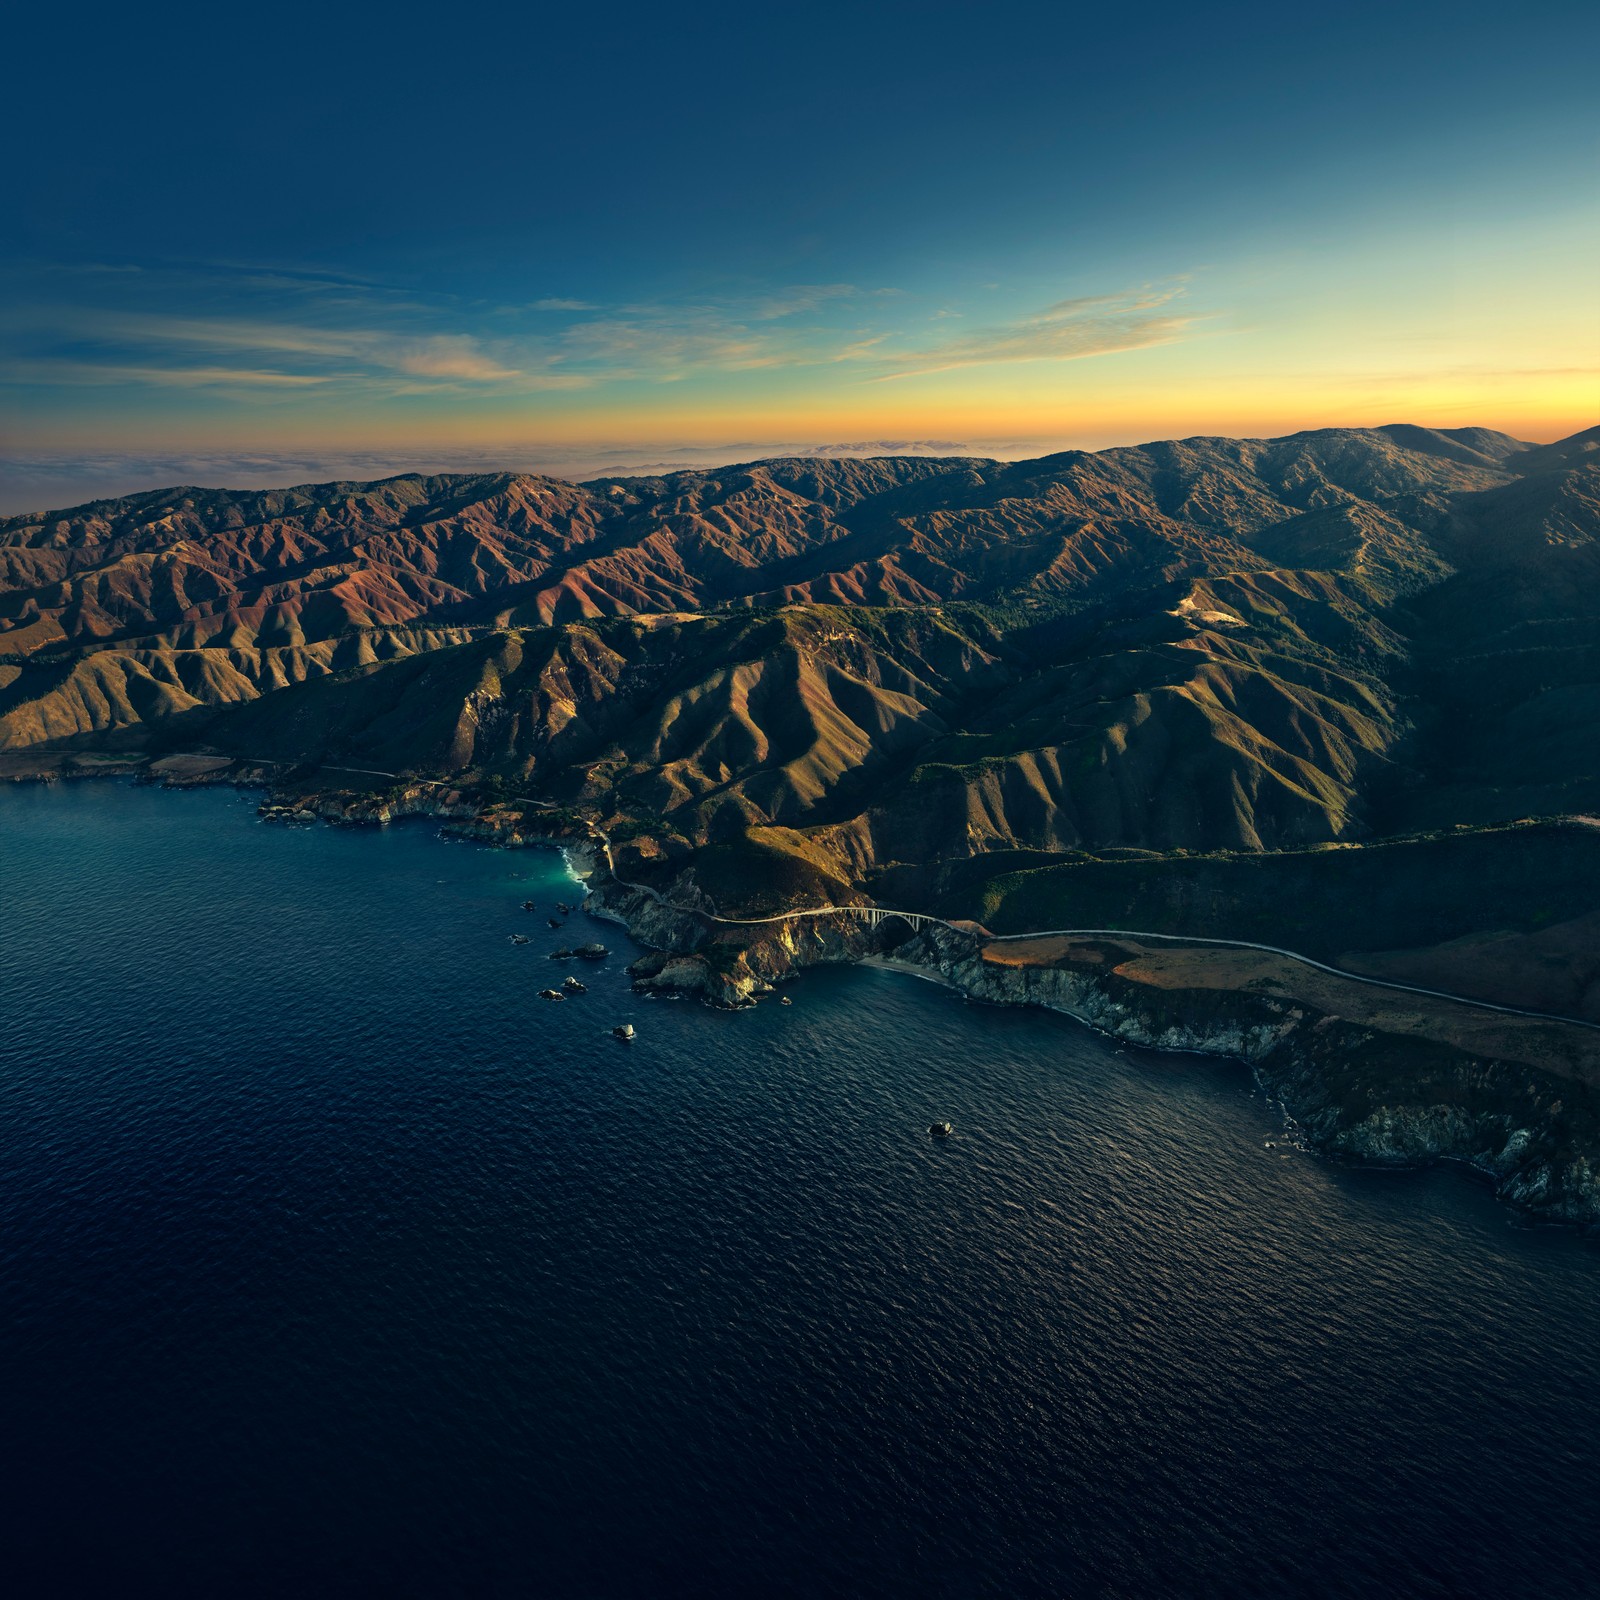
[{"left": 9, "top": 755, "right": 1599, "bottom": 1232}]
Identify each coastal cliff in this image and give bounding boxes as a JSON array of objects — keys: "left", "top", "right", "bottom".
[
  {"left": 15, "top": 745, "right": 1597, "bottom": 1231},
  {"left": 953, "top": 941, "right": 1600, "bottom": 1229},
  {"left": 585, "top": 871, "right": 1600, "bottom": 1229}
]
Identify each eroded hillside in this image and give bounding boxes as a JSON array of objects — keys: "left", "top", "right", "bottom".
[{"left": 4, "top": 422, "right": 1597, "bottom": 990}]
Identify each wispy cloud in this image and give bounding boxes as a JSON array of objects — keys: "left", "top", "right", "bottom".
[
  {"left": 552, "top": 314, "right": 777, "bottom": 377},
  {"left": 745, "top": 284, "right": 858, "bottom": 320},
  {"left": 72, "top": 313, "right": 373, "bottom": 360},
  {"left": 870, "top": 283, "right": 1197, "bottom": 380},
  {"left": 2, "top": 276, "right": 882, "bottom": 393},
  {"left": 2, "top": 359, "right": 332, "bottom": 389},
  {"left": 538, "top": 281, "right": 1202, "bottom": 384},
  {"left": 385, "top": 336, "right": 521, "bottom": 381},
  {"left": 0, "top": 258, "right": 1208, "bottom": 403},
  {"left": 538, "top": 285, "right": 869, "bottom": 375},
  {"left": 2, "top": 304, "right": 528, "bottom": 391}
]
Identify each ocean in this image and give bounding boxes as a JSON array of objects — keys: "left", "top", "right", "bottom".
[{"left": 2, "top": 781, "right": 1597, "bottom": 1598}]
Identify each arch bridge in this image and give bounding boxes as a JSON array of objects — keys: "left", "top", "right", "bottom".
[{"left": 852, "top": 906, "right": 940, "bottom": 932}]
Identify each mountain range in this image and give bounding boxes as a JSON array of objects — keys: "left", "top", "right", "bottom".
[{"left": 4, "top": 422, "right": 1597, "bottom": 1016}]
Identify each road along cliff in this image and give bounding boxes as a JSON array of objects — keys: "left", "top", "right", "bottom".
[{"left": 582, "top": 869, "right": 1600, "bottom": 1230}]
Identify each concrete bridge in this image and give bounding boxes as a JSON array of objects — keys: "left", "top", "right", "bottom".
[
  {"left": 850, "top": 906, "right": 942, "bottom": 932},
  {"left": 689, "top": 901, "right": 949, "bottom": 933}
]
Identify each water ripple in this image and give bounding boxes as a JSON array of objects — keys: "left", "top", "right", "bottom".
[{"left": 1, "top": 782, "right": 1597, "bottom": 1598}]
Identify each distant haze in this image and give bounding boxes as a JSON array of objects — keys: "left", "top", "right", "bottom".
[
  {"left": 0, "top": 440, "right": 1009, "bottom": 518},
  {"left": 0, "top": 420, "right": 1576, "bottom": 518}
]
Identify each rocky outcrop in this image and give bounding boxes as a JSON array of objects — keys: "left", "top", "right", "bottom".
[
  {"left": 255, "top": 782, "right": 481, "bottom": 828},
  {"left": 586, "top": 871, "right": 884, "bottom": 1007}
]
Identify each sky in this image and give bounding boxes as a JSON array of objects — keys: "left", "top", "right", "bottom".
[{"left": 2, "top": 0, "right": 1596, "bottom": 510}]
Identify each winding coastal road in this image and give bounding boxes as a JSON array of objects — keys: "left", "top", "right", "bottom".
[
  {"left": 248, "top": 762, "right": 1600, "bottom": 1037},
  {"left": 582, "top": 827, "right": 1600, "bottom": 1033},
  {"left": 981, "top": 927, "right": 1600, "bottom": 1034}
]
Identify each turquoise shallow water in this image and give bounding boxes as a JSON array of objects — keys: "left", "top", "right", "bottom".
[{"left": 2, "top": 781, "right": 1598, "bottom": 1598}]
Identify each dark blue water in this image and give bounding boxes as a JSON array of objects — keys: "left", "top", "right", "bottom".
[{"left": 3, "top": 783, "right": 1598, "bottom": 1598}]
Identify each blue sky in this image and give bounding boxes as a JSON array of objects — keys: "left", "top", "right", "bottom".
[{"left": 2, "top": 0, "right": 1596, "bottom": 508}]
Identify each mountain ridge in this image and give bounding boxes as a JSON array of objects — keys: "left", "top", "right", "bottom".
[{"left": 4, "top": 421, "right": 1597, "bottom": 1022}]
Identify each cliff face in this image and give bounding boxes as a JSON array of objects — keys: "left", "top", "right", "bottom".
[
  {"left": 40, "top": 748, "right": 1595, "bottom": 1230},
  {"left": 950, "top": 950, "right": 1599, "bottom": 1227},
  {"left": 586, "top": 876, "right": 1600, "bottom": 1228}
]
